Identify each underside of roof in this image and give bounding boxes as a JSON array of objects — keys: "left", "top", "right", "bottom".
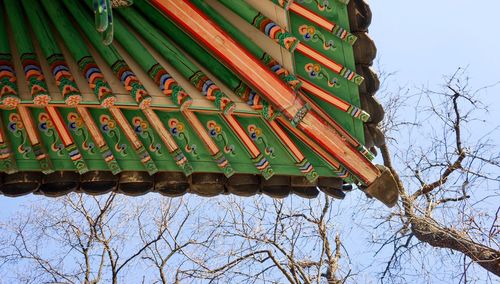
[{"left": 0, "top": 0, "right": 397, "bottom": 205}]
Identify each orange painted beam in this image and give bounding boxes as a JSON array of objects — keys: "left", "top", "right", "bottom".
[
  {"left": 150, "top": 0, "right": 380, "bottom": 185},
  {"left": 182, "top": 110, "right": 234, "bottom": 177}
]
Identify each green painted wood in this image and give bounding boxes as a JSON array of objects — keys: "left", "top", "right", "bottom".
[
  {"left": 31, "top": 108, "right": 75, "bottom": 170},
  {"left": 4, "top": 0, "right": 32, "bottom": 56},
  {"left": 2, "top": 109, "right": 40, "bottom": 171},
  {"left": 58, "top": 108, "right": 109, "bottom": 170},
  {"left": 237, "top": 116, "right": 302, "bottom": 176},
  {"left": 4, "top": 0, "right": 50, "bottom": 103},
  {"left": 269, "top": 0, "right": 292, "bottom": 9},
  {"left": 288, "top": 9, "right": 365, "bottom": 144},
  {"left": 40, "top": 0, "right": 115, "bottom": 106},
  {"left": 191, "top": 0, "right": 301, "bottom": 90},
  {"left": 0, "top": 3, "right": 20, "bottom": 108},
  {"left": 216, "top": 0, "right": 299, "bottom": 51},
  {"left": 0, "top": 0, "right": 369, "bottom": 179},
  {"left": 120, "top": 109, "right": 186, "bottom": 171},
  {"left": 152, "top": 111, "right": 221, "bottom": 174},
  {"left": 21, "top": 0, "right": 82, "bottom": 104},
  {"left": 62, "top": 0, "right": 151, "bottom": 108},
  {"left": 195, "top": 113, "right": 259, "bottom": 174},
  {"left": 0, "top": 4, "right": 11, "bottom": 54},
  {"left": 115, "top": 7, "right": 235, "bottom": 111},
  {"left": 132, "top": 0, "right": 276, "bottom": 119},
  {"left": 0, "top": 119, "right": 18, "bottom": 174}
]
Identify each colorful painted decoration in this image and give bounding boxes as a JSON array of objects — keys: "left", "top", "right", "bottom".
[
  {"left": 64, "top": 1, "right": 152, "bottom": 109},
  {"left": 247, "top": 124, "right": 276, "bottom": 159},
  {"left": 299, "top": 25, "right": 336, "bottom": 52},
  {"left": 99, "top": 114, "right": 128, "bottom": 157},
  {"left": 0, "top": 0, "right": 397, "bottom": 206},
  {"left": 149, "top": 64, "right": 191, "bottom": 108},
  {"left": 38, "top": 113, "right": 65, "bottom": 156},
  {"left": 207, "top": 120, "right": 236, "bottom": 156},
  {"left": 0, "top": 56, "right": 20, "bottom": 109},
  {"left": 4, "top": 0, "right": 51, "bottom": 106},
  {"left": 168, "top": 118, "right": 199, "bottom": 160},
  {"left": 0, "top": 117, "right": 17, "bottom": 173},
  {"left": 273, "top": 0, "right": 356, "bottom": 45},
  {"left": 80, "top": 58, "right": 115, "bottom": 107},
  {"left": 0, "top": 4, "right": 20, "bottom": 109},
  {"left": 49, "top": 56, "right": 82, "bottom": 106},
  {"left": 21, "top": 54, "right": 51, "bottom": 105},
  {"left": 132, "top": 116, "right": 162, "bottom": 155},
  {"left": 16, "top": 107, "right": 54, "bottom": 174},
  {"left": 117, "top": 7, "right": 232, "bottom": 112},
  {"left": 68, "top": 112, "right": 97, "bottom": 154},
  {"left": 191, "top": 0, "right": 304, "bottom": 93},
  {"left": 252, "top": 13, "right": 299, "bottom": 51},
  {"left": 41, "top": 0, "right": 116, "bottom": 107},
  {"left": 233, "top": 83, "right": 277, "bottom": 120},
  {"left": 305, "top": 63, "right": 340, "bottom": 88},
  {"left": 21, "top": 0, "right": 83, "bottom": 106},
  {"left": 296, "top": 0, "right": 335, "bottom": 12},
  {"left": 112, "top": 60, "right": 151, "bottom": 109},
  {"left": 7, "top": 113, "right": 31, "bottom": 159},
  {"left": 190, "top": 71, "right": 235, "bottom": 113},
  {"left": 76, "top": 107, "right": 122, "bottom": 174}
]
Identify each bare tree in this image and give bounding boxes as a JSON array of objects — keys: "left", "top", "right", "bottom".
[
  {"left": 0, "top": 193, "right": 208, "bottom": 283},
  {"left": 139, "top": 199, "right": 217, "bottom": 284},
  {"left": 373, "top": 67, "right": 500, "bottom": 281},
  {"left": 179, "top": 195, "right": 353, "bottom": 284}
]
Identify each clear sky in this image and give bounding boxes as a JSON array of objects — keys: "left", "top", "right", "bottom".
[
  {"left": 371, "top": 0, "right": 500, "bottom": 86},
  {"left": 370, "top": 0, "right": 500, "bottom": 131},
  {"left": 1, "top": 0, "right": 499, "bottom": 282}
]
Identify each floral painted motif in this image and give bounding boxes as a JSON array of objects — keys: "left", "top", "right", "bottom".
[
  {"left": 296, "top": 0, "right": 334, "bottom": 13},
  {"left": 132, "top": 116, "right": 162, "bottom": 155},
  {"left": 67, "top": 112, "right": 96, "bottom": 154},
  {"left": 7, "top": 113, "right": 31, "bottom": 158},
  {"left": 298, "top": 25, "right": 335, "bottom": 52},
  {"left": 247, "top": 124, "right": 275, "bottom": 159},
  {"left": 100, "top": 114, "right": 127, "bottom": 156},
  {"left": 168, "top": 118, "right": 199, "bottom": 159},
  {"left": 38, "top": 113, "right": 64, "bottom": 156},
  {"left": 207, "top": 120, "right": 235, "bottom": 156},
  {"left": 305, "top": 63, "right": 340, "bottom": 88}
]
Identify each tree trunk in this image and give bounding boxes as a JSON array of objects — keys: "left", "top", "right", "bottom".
[{"left": 411, "top": 217, "right": 500, "bottom": 276}]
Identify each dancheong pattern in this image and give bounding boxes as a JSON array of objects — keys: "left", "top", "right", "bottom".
[
  {"left": 132, "top": 116, "right": 163, "bottom": 155},
  {"left": 99, "top": 114, "right": 128, "bottom": 157},
  {"left": 0, "top": 0, "right": 397, "bottom": 206},
  {"left": 67, "top": 112, "right": 96, "bottom": 155},
  {"left": 7, "top": 113, "right": 31, "bottom": 159},
  {"left": 207, "top": 120, "right": 236, "bottom": 156},
  {"left": 168, "top": 118, "right": 199, "bottom": 160}
]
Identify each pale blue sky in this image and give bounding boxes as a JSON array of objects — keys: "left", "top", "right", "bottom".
[{"left": 371, "top": 0, "right": 500, "bottom": 86}]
